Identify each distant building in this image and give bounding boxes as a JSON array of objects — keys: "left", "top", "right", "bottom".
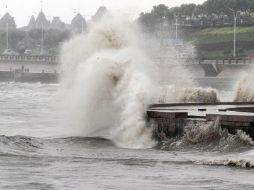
[
  {"left": 0, "top": 12, "right": 16, "bottom": 31},
  {"left": 27, "top": 15, "right": 36, "bottom": 30},
  {"left": 25, "top": 13, "right": 66, "bottom": 31},
  {"left": 71, "top": 13, "right": 86, "bottom": 34},
  {"left": 92, "top": 6, "right": 108, "bottom": 21},
  {"left": 51, "top": 17, "right": 66, "bottom": 30},
  {"left": 35, "top": 11, "right": 50, "bottom": 29}
]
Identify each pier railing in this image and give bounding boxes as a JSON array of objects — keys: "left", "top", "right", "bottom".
[
  {"left": 1, "top": 54, "right": 253, "bottom": 65},
  {"left": 155, "top": 57, "right": 254, "bottom": 65},
  {"left": 0, "top": 54, "right": 57, "bottom": 64},
  {"left": 195, "top": 58, "right": 253, "bottom": 65}
]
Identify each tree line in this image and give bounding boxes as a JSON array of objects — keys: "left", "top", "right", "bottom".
[
  {"left": 0, "top": 29, "right": 70, "bottom": 54},
  {"left": 138, "top": 0, "right": 254, "bottom": 32}
]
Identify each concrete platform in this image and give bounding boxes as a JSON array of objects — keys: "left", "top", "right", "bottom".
[{"left": 147, "top": 102, "right": 254, "bottom": 139}]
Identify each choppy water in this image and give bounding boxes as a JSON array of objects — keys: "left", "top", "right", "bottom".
[{"left": 0, "top": 82, "right": 253, "bottom": 190}]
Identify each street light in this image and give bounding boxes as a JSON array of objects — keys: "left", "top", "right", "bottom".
[
  {"left": 6, "top": 22, "right": 9, "bottom": 50},
  {"left": 1, "top": 9, "right": 9, "bottom": 50},
  {"left": 160, "top": 16, "right": 166, "bottom": 34},
  {"left": 41, "top": 22, "right": 44, "bottom": 54},
  {"left": 175, "top": 15, "right": 178, "bottom": 41},
  {"left": 228, "top": 8, "right": 237, "bottom": 58}
]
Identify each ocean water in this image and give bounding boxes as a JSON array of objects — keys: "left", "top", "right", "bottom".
[{"left": 0, "top": 82, "right": 253, "bottom": 190}]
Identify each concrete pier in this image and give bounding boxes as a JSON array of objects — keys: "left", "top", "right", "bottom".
[{"left": 147, "top": 102, "right": 254, "bottom": 139}]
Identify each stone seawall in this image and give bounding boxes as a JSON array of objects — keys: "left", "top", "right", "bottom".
[
  {"left": 0, "top": 59, "right": 59, "bottom": 83},
  {"left": 0, "top": 71, "right": 59, "bottom": 83},
  {"left": 0, "top": 54, "right": 57, "bottom": 64},
  {"left": 148, "top": 103, "right": 254, "bottom": 140}
]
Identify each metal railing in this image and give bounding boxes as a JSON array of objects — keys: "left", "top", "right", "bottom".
[
  {"left": 197, "top": 58, "right": 253, "bottom": 65},
  {"left": 155, "top": 57, "right": 254, "bottom": 65},
  {"left": 0, "top": 54, "right": 57, "bottom": 64}
]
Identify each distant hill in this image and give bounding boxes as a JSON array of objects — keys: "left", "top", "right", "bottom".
[
  {"left": 189, "top": 26, "right": 254, "bottom": 59},
  {"left": 138, "top": 0, "right": 254, "bottom": 59}
]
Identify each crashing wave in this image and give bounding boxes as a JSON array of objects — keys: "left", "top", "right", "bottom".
[
  {"left": 161, "top": 119, "right": 254, "bottom": 152},
  {"left": 234, "top": 73, "right": 254, "bottom": 102},
  {"left": 60, "top": 17, "right": 156, "bottom": 149},
  {"left": 158, "top": 86, "right": 220, "bottom": 103}
]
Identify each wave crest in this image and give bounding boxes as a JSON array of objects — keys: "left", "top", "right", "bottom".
[
  {"left": 161, "top": 119, "right": 254, "bottom": 152},
  {"left": 234, "top": 73, "right": 254, "bottom": 102},
  {"left": 158, "top": 86, "right": 220, "bottom": 103}
]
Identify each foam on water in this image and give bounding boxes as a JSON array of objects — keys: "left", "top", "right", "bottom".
[{"left": 195, "top": 159, "right": 254, "bottom": 168}]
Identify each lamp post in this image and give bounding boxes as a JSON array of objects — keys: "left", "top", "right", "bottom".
[
  {"left": 233, "top": 14, "right": 236, "bottom": 57},
  {"left": 40, "top": 0, "right": 43, "bottom": 11},
  {"left": 6, "top": 22, "right": 9, "bottom": 50},
  {"left": 81, "top": 20, "right": 84, "bottom": 34},
  {"left": 81, "top": 15, "right": 92, "bottom": 34},
  {"left": 175, "top": 15, "right": 178, "bottom": 41},
  {"left": 160, "top": 16, "right": 166, "bottom": 35},
  {"left": 229, "top": 8, "right": 237, "bottom": 57},
  {"left": 41, "top": 22, "right": 44, "bottom": 54}
]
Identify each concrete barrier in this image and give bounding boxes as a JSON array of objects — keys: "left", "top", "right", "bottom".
[
  {"left": 0, "top": 70, "right": 59, "bottom": 83},
  {"left": 148, "top": 102, "right": 254, "bottom": 140},
  {"left": 0, "top": 55, "right": 57, "bottom": 64}
]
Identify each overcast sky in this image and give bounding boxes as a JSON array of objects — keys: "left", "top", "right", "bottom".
[{"left": 0, "top": 0, "right": 206, "bottom": 27}]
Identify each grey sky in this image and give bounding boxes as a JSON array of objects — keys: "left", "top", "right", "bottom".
[{"left": 0, "top": 0, "right": 206, "bottom": 27}]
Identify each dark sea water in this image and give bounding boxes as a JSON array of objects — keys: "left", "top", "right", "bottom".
[{"left": 0, "top": 82, "right": 253, "bottom": 190}]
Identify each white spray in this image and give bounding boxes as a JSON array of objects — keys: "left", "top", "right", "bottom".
[
  {"left": 234, "top": 72, "right": 254, "bottom": 102},
  {"left": 59, "top": 17, "right": 156, "bottom": 149},
  {"left": 158, "top": 86, "right": 220, "bottom": 103},
  {"left": 58, "top": 15, "right": 222, "bottom": 149}
]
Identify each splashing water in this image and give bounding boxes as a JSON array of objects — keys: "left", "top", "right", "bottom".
[
  {"left": 58, "top": 15, "right": 223, "bottom": 149},
  {"left": 161, "top": 119, "right": 254, "bottom": 152},
  {"left": 234, "top": 73, "right": 254, "bottom": 102},
  {"left": 158, "top": 86, "right": 220, "bottom": 103},
  {"left": 59, "top": 18, "right": 156, "bottom": 149}
]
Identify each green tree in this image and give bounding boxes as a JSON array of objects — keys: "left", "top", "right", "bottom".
[
  {"left": 138, "top": 4, "right": 171, "bottom": 33},
  {"left": 178, "top": 4, "right": 197, "bottom": 18}
]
